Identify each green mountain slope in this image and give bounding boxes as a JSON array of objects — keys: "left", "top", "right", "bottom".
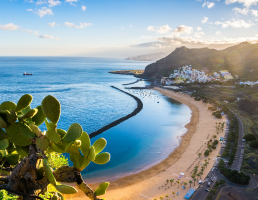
[{"left": 143, "top": 42, "right": 258, "bottom": 80}]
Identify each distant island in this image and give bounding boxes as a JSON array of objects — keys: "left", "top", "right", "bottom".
[
  {"left": 125, "top": 52, "right": 167, "bottom": 61},
  {"left": 109, "top": 69, "right": 144, "bottom": 75}
]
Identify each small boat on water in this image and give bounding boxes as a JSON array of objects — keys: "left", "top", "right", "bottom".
[{"left": 23, "top": 72, "right": 33, "bottom": 75}]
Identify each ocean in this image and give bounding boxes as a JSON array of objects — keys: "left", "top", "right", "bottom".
[{"left": 0, "top": 57, "right": 191, "bottom": 183}]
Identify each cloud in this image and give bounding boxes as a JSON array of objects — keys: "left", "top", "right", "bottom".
[
  {"left": 48, "top": 22, "right": 59, "bottom": 27},
  {"left": 36, "top": 0, "right": 46, "bottom": 5},
  {"left": 216, "top": 31, "right": 221, "bottom": 35},
  {"left": 173, "top": 25, "right": 193, "bottom": 35},
  {"left": 35, "top": 7, "right": 53, "bottom": 17},
  {"left": 132, "top": 35, "right": 258, "bottom": 50},
  {"left": 27, "top": 9, "right": 33, "bottom": 11},
  {"left": 197, "top": 27, "right": 202, "bottom": 31},
  {"left": 215, "top": 19, "right": 254, "bottom": 28},
  {"left": 21, "top": 29, "right": 60, "bottom": 40},
  {"left": 0, "top": 23, "right": 19, "bottom": 31},
  {"left": 147, "top": 24, "right": 172, "bottom": 34},
  {"left": 82, "top": 5, "right": 86, "bottom": 11},
  {"left": 225, "top": 0, "right": 258, "bottom": 8},
  {"left": 39, "top": 34, "right": 60, "bottom": 40},
  {"left": 202, "top": 1, "right": 215, "bottom": 8},
  {"left": 194, "top": 31, "right": 205, "bottom": 38},
  {"left": 65, "top": 0, "right": 77, "bottom": 5},
  {"left": 233, "top": 7, "right": 249, "bottom": 14},
  {"left": 48, "top": 0, "right": 61, "bottom": 7},
  {"left": 64, "top": 22, "right": 92, "bottom": 28},
  {"left": 251, "top": 9, "right": 258, "bottom": 16},
  {"left": 202, "top": 17, "right": 209, "bottom": 23},
  {"left": 130, "top": 25, "right": 133, "bottom": 28}
]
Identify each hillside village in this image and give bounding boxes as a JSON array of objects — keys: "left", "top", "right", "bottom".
[{"left": 159, "top": 65, "right": 258, "bottom": 87}]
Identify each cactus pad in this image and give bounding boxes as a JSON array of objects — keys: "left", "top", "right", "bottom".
[
  {"left": 56, "top": 129, "right": 66, "bottom": 138},
  {"left": 79, "top": 131, "right": 91, "bottom": 157},
  {"left": 19, "top": 108, "right": 38, "bottom": 120},
  {"left": 15, "top": 145, "right": 29, "bottom": 158},
  {"left": 94, "top": 182, "right": 110, "bottom": 196},
  {"left": 55, "top": 184, "right": 78, "bottom": 194},
  {"left": 46, "top": 129, "right": 61, "bottom": 144},
  {"left": 43, "top": 158, "right": 57, "bottom": 186},
  {"left": 0, "top": 139, "right": 9, "bottom": 150},
  {"left": 65, "top": 140, "right": 81, "bottom": 154},
  {"left": 49, "top": 142, "right": 67, "bottom": 153},
  {"left": 36, "top": 137, "right": 50, "bottom": 152},
  {"left": 31, "top": 105, "right": 46, "bottom": 126},
  {"left": 93, "top": 138, "right": 107, "bottom": 155},
  {"left": 0, "top": 116, "right": 7, "bottom": 129},
  {"left": 41, "top": 95, "right": 61, "bottom": 124},
  {"left": 63, "top": 123, "right": 82, "bottom": 143},
  {"left": 70, "top": 152, "right": 90, "bottom": 171},
  {"left": 88, "top": 145, "right": 96, "bottom": 161},
  {"left": 0, "top": 101, "right": 16, "bottom": 111},
  {"left": 0, "top": 128, "right": 6, "bottom": 140},
  {"left": 29, "top": 124, "right": 43, "bottom": 137},
  {"left": 6, "top": 111, "right": 17, "bottom": 124},
  {"left": 93, "top": 152, "right": 110, "bottom": 165},
  {"left": 6, "top": 122, "right": 34, "bottom": 146},
  {"left": 15, "top": 94, "right": 33, "bottom": 112},
  {"left": 5, "top": 152, "right": 20, "bottom": 165}
]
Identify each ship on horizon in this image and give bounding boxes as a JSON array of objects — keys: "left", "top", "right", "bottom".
[{"left": 23, "top": 72, "right": 33, "bottom": 75}]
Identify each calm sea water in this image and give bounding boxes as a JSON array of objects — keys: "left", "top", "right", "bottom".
[{"left": 0, "top": 57, "right": 191, "bottom": 183}]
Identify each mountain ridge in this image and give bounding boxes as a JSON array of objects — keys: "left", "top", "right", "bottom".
[{"left": 143, "top": 42, "right": 258, "bottom": 80}]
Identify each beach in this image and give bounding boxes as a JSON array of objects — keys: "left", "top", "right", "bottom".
[{"left": 69, "top": 87, "right": 226, "bottom": 200}]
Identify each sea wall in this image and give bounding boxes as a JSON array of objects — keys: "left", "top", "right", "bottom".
[{"left": 89, "top": 86, "right": 143, "bottom": 138}]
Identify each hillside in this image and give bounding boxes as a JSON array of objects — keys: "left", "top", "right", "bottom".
[
  {"left": 143, "top": 42, "right": 258, "bottom": 80},
  {"left": 125, "top": 52, "right": 167, "bottom": 61}
]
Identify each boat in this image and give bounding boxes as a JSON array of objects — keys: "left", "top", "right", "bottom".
[{"left": 23, "top": 72, "right": 33, "bottom": 75}]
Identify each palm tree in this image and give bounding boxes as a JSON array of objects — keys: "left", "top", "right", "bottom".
[
  {"left": 197, "top": 173, "right": 200, "bottom": 181},
  {"left": 170, "top": 179, "right": 174, "bottom": 186},
  {"left": 191, "top": 174, "right": 195, "bottom": 179},
  {"left": 189, "top": 180, "right": 193, "bottom": 188},
  {"left": 198, "top": 153, "right": 201, "bottom": 158},
  {"left": 172, "top": 191, "right": 175, "bottom": 197},
  {"left": 160, "top": 196, "right": 163, "bottom": 200},
  {"left": 184, "top": 182, "right": 187, "bottom": 188},
  {"left": 165, "top": 194, "right": 169, "bottom": 199},
  {"left": 166, "top": 179, "right": 169, "bottom": 185},
  {"left": 177, "top": 180, "right": 180, "bottom": 188},
  {"left": 193, "top": 178, "right": 196, "bottom": 186},
  {"left": 199, "top": 172, "right": 203, "bottom": 180}
]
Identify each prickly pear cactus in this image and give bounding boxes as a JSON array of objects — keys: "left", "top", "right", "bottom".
[{"left": 0, "top": 94, "right": 110, "bottom": 200}]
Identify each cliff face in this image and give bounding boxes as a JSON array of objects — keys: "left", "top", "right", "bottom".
[{"left": 143, "top": 42, "right": 258, "bottom": 80}]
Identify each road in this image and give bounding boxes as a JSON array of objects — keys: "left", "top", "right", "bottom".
[{"left": 191, "top": 112, "right": 246, "bottom": 200}]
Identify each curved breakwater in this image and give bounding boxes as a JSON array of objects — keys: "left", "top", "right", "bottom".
[{"left": 89, "top": 86, "right": 143, "bottom": 138}]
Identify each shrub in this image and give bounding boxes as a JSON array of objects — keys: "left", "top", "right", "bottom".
[
  {"left": 243, "top": 134, "right": 257, "bottom": 141},
  {"left": 204, "top": 150, "right": 210, "bottom": 156},
  {"left": 250, "top": 140, "right": 258, "bottom": 148}
]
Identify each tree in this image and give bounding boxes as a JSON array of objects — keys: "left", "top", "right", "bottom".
[
  {"left": 160, "top": 196, "right": 163, "bottom": 200},
  {"left": 184, "top": 182, "right": 187, "bottom": 188},
  {"left": 250, "top": 140, "right": 258, "bottom": 148},
  {"left": 189, "top": 180, "right": 193, "bottom": 188},
  {"left": 199, "top": 172, "right": 203, "bottom": 180},
  {"left": 166, "top": 179, "right": 169, "bottom": 185},
  {"left": 193, "top": 178, "right": 196, "bottom": 186},
  {"left": 170, "top": 179, "right": 174, "bottom": 186},
  {"left": 0, "top": 94, "right": 110, "bottom": 200},
  {"left": 243, "top": 134, "right": 256, "bottom": 141},
  {"left": 177, "top": 180, "right": 180, "bottom": 188},
  {"left": 198, "top": 153, "right": 202, "bottom": 158},
  {"left": 165, "top": 194, "right": 169, "bottom": 198},
  {"left": 172, "top": 191, "right": 175, "bottom": 197},
  {"left": 204, "top": 150, "right": 210, "bottom": 156}
]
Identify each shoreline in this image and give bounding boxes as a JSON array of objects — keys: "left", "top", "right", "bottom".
[
  {"left": 91, "top": 87, "right": 199, "bottom": 190},
  {"left": 69, "top": 87, "right": 226, "bottom": 200}
]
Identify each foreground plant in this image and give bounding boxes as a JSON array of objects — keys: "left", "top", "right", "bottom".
[{"left": 0, "top": 94, "right": 110, "bottom": 200}]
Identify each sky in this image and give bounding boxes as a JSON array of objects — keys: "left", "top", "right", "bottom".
[{"left": 1, "top": 0, "right": 258, "bottom": 57}]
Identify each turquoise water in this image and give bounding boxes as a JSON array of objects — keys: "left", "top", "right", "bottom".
[{"left": 0, "top": 57, "right": 191, "bottom": 183}]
